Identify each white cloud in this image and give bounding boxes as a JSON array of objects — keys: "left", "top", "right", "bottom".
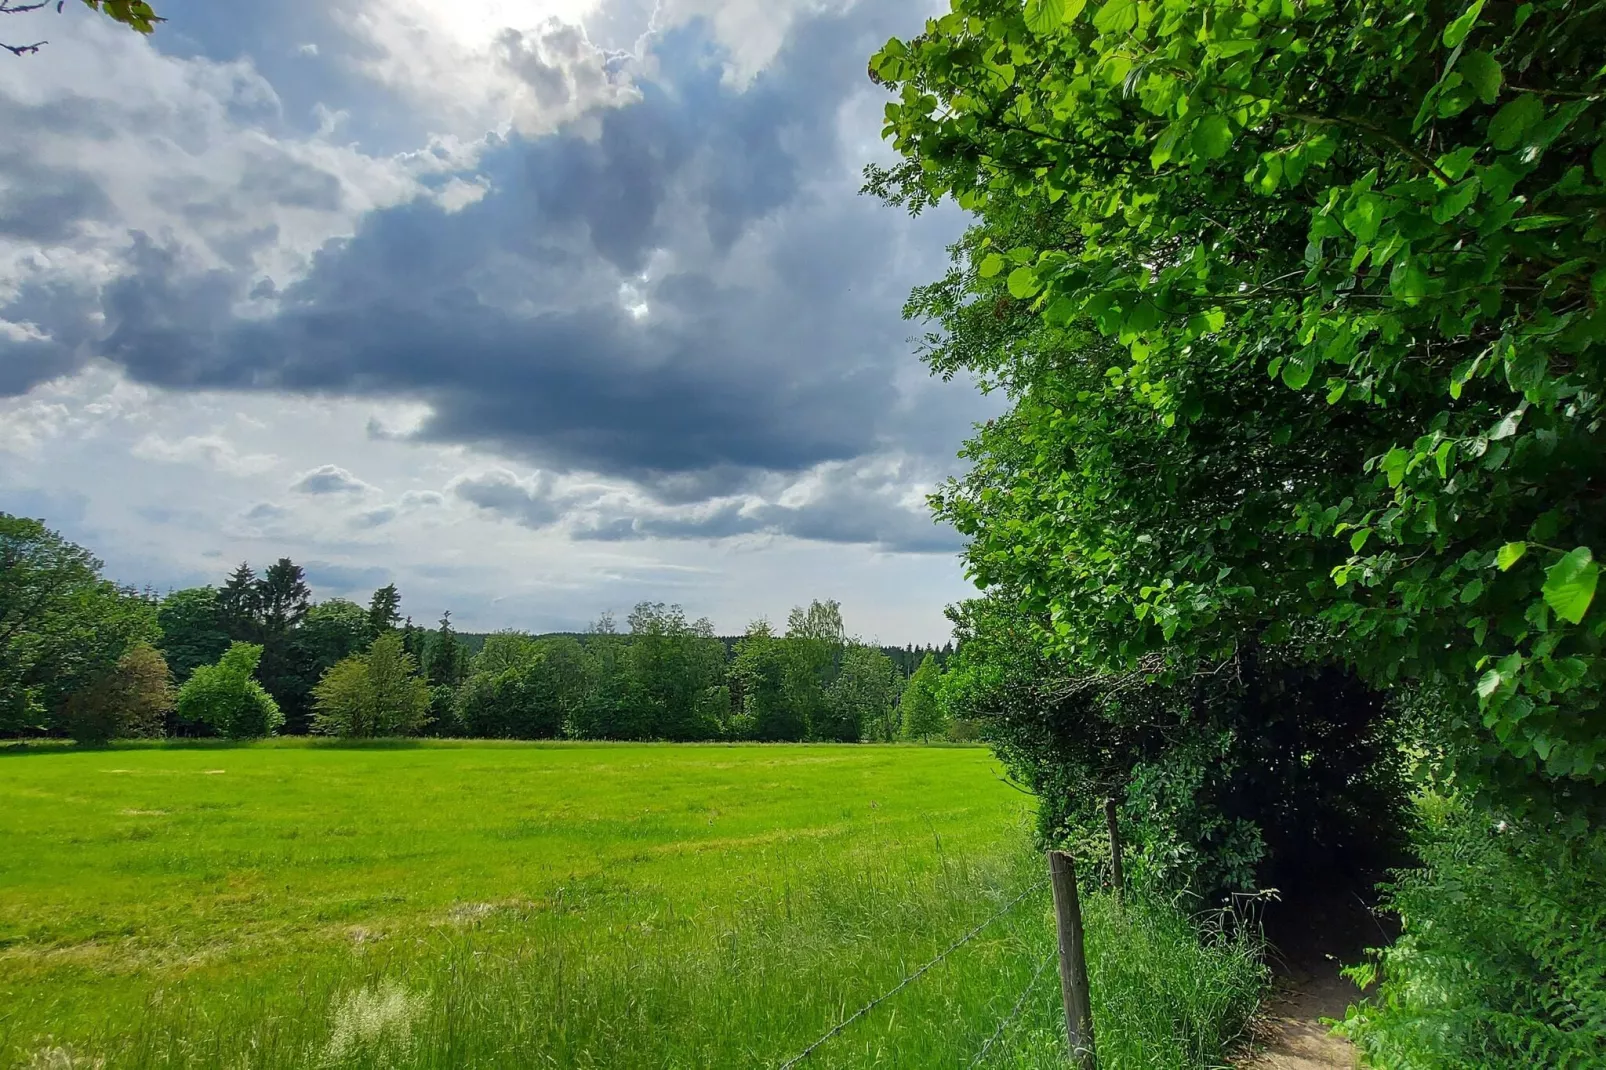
[
  {"left": 292, "top": 464, "right": 375, "bottom": 496},
  {"left": 132, "top": 433, "right": 280, "bottom": 476},
  {"left": 340, "top": 2, "right": 638, "bottom": 138},
  {"left": 0, "top": 12, "right": 460, "bottom": 339}
]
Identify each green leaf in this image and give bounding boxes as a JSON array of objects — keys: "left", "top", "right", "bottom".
[
  {"left": 1442, "top": 0, "right": 1485, "bottom": 48},
  {"left": 1497, "top": 542, "right": 1527, "bottom": 571},
  {"left": 1151, "top": 122, "right": 1187, "bottom": 170},
  {"left": 978, "top": 253, "right": 1006, "bottom": 278},
  {"left": 1460, "top": 578, "right": 1484, "bottom": 604},
  {"left": 1342, "top": 194, "right": 1385, "bottom": 243},
  {"left": 1543, "top": 547, "right": 1599, "bottom": 625},
  {"left": 1458, "top": 50, "right": 1503, "bottom": 104},
  {"left": 1382, "top": 446, "right": 1410, "bottom": 488},
  {"left": 1044, "top": 297, "right": 1078, "bottom": 326},
  {"left": 1432, "top": 177, "right": 1481, "bottom": 224},
  {"left": 1007, "top": 266, "right": 1042, "bottom": 300},
  {"left": 1434, "top": 439, "right": 1454, "bottom": 479},
  {"left": 1477, "top": 667, "right": 1501, "bottom": 701},
  {"left": 1281, "top": 347, "right": 1318, "bottom": 390},
  {"left": 1351, "top": 528, "right": 1372, "bottom": 553},
  {"left": 1092, "top": 0, "right": 1137, "bottom": 33},
  {"left": 1389, "top": 257, "right": 1428, "bottom": 303},
  {"left": 1489, "top": 94, "right": 1543, "bottom": 151},
  {"left": 1488, "top": 409, "right": 1522, "bottom": 440},
  {"left": 1024, "top": 0, "right": 1066, "bottom": 36},
  {"left": 1191, "top": 115, "right": 1233, "bottom": 161}
]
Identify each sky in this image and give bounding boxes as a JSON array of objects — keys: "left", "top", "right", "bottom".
[{"left": 0, "top": 0, "right": 997, "bottom": 643}]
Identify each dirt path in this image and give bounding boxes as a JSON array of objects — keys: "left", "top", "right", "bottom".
[
  {"left": 1240, "top": 959, "right": 1361, "bottom": 1070},
  {"left": 1239, "top": 875, "right": 1391, "bottom": 1070}
]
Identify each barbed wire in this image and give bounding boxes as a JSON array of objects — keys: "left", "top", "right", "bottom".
[
  {"left": 966, "top": 946, "right": 1057, "bottom": 1068},
  {"left": 774, "top": 878, "right": 1049, "bottom": 1070}
]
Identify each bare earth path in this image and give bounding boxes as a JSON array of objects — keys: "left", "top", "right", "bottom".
[
  {"left": 1239, "top": 875, "right": 1392, "bottom": 1070},
  {"left": 1241, "top": 959, "right": 1360, "bottom": 1070}
]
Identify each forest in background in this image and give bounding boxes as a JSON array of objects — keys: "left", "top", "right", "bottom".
[{"left": 0, "top": 513, "right": 958, "bottom": 746}]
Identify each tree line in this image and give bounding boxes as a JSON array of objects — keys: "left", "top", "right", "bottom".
[{"left": 0, "top": 513, "right": 962, "bottom": 745}]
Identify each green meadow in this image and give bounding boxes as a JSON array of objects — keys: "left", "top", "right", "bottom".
[{"left": 0, "top": 742, "right": 1260, "bottom": 1069}]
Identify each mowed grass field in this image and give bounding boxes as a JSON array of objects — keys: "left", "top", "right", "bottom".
[{"left": 0, "top": 742, "right": 1261, "bottom": 1069}]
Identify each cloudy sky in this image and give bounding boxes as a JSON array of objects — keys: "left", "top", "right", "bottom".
[{"left": 0, "top": 0, "right": 994, "bottom": 642}]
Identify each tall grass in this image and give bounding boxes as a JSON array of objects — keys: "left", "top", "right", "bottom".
[{"left": 0, "top": 742, "right": 1263, "bottom": 1069}]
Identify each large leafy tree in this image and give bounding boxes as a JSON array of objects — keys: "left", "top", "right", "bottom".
[
  {"left": 729, "top": 622, "right": 805, "bottom": 741},
  {"left": 176, "top": 642, "right": 282, "bottom": 739},
  {"left": 784, "top": 599, "right": 850, "bottom": 739},
  {"left": 831, "top": 643, "right": 904, "bottom": 741},
  {"left": 311, "top": 632, "right": 431, "bottom": 738},
  {"left": 0, "top": 514, "right": 158, "bottom": 736},
  {"left": 869, "top": 0, "right": 1606, "bottom": 812},
  {"left": 625, "top": 602, "right": 727, "bottom": 740},
  {"left": 156, "top": 587, "right": 231, "bottom": 685},
  {"left": 899, "top": 653, "right": 947, "bottom": 741},
  {"left": 58, "top": 642, "right": 174, "bottom": 744},
  {"left": 453, "top": 635, "right": 587, "bottom": 740}
]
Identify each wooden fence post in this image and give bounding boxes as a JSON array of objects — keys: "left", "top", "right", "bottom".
[
  {"left": 1048, "top": 849, "right": 1097, "bottom": 1069},
  {"left": 1104, "top": 797, "right": 1125, "bottom": 913}
]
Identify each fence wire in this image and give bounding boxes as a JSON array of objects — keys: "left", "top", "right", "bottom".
[
  {"left": 966, "top": 947, "right": 1057, "bottom": 1068},
  {"left": 774, "top": 878, "right": 1049, "bottom": 1070}
]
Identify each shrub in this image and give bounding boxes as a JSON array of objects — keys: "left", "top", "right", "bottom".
[
  {"left": 1342, "top": 795, "right": 1606, "bottom": 1068},
  {"left": 311, "top": 632, "right": 430, "bottom": 738},
  {"left": 58, "top": 642, "right": 175, "bottom": 744},
  {"left": 900, "top": 653, "right": 945, "bottom": 741},
  {"left": 175, "top": 642, "right": 283, "bottom": 739}
]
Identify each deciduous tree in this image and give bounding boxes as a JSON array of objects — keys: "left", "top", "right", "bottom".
[
  {"left": 156, "top": 587, "right": 230, "bottom": 685},
  {"left": 899, "top": 653, "right": 945, "bottom": 741},
  {"left": 0, "top": 514, "right": 158, "bottom": 736},
  {"left": 176, "top": 642, "right": 282, "bottom": 739},
  {"left": 868, "top": 0, "right": 1606, "bottom": 812},
  {"left": 311, "top": 632, "right": 431, "bottom": 738}
]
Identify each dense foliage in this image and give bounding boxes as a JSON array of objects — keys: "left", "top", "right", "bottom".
[
  {"left": 867, "top": 0, "right": 1606, "bottom": 1060},
  {"left": 1341, "top": 795, "right": 1606, "bottom": 1067},
  {"left": 56, "top": 642, "right": 174, "bottom": 745},
  {"left": 900, "top": 653, "right": 947, "bottom": 740},
  {"left": 869, "top": 0, "right": 1606, "bottom": 812},
  {"left": 311, "top": 632, "right": 433, "bottom": 738},
  {"left": 175, "top": 642, "right": 283, "bottom": 739},
  {"left": 0, "top": 515, "right": 159, "bottom": 737}
]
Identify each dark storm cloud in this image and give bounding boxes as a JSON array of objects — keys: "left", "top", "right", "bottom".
[
  {"left": 45, "top": 7, "right": 943, "bottom": 478},
  {"left": 2, "top": 0, "right": 983, "bottom": 553},
  {"left": 454, "top": 461, "right": 961, "bottom": 554},
  {"left": 449, "top": 469, "right": 565, "bottom": 529},
  {"left": 0, "top": 157, "right": 113, "bottom": 243}
]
